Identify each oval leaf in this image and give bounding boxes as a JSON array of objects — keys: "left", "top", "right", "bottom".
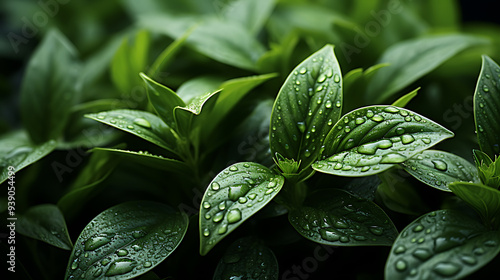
[
  {"left": 314, "top": 106, "right": 454, "bottom": 176},
  {"left": 270, "top": 44, "right": 342, "bottom": 170},
  {"left": 65, "top": 201, "right": 188, "bottom": 280},
  {"left": 213, "top": 237, "right": 278, "bottom": 280},
  {"left": 85, "top": 109, "right": 178, "bottom": 153},
  {"left": 199, "top": 162, "right": 284, "bottom": 255},
  {"left": 449, "top": 182, "right": 500, "bottom": 228},
  {"left": 474, "top": 55, "right": 500, "bottom": 158},
  {"left": 401, "top": 150, "right": 480, "bottom": 191},
  {"left": 17, "top": 204, "right": 73, "bottom": 250},
  {"left": 385, "top": 210, "right": 500, "bottom": 280},
  {"left": 289, "top": 189, "right": 398, "bottom": 246}
]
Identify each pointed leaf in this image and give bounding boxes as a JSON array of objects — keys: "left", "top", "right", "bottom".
[
  {"left": 449, "top": 182, "right": 500, "bottom": 228},
  {"left": 174, "top": 90, "right": 220, "bottom": 138},
  {"left": 289, "top": 189, "right": 398, "bottom": 246},
  {"left": 213, "top": 237, "right": 278, "bottom": 280},
  {"left": 0, "top": 130, "right": 57, "bottom": 184},
  {"left": 385, "top": 210, "right": 500, "bottom": 280},
  {"left": 20, "top": 29, "right": 80, "bottom": 144},
  {"left": 401, "top": 150, "right": 480, "bottom": 192},
  {"left": 223, "top": 0, "right": 276, "bottom": 35},
  {"left": 65, "top": 201, "right": 188, "bottom": 279},
  {"left": 314, "top": 106, "right": 454, "bottom": 177},
  {"left": 92, "top": 148, "right": 190, "bottom": 175},
  {"left": 474, "top": 55, "right": 500, "bottom": 158},
  {"left": 391, "top": 88, "right": 419, "bottom": 108},
  {"left": 270, "top": 45, "right": 342, "bottom": 170},
  {"left": 367, "top": 34, "right": 488, "bottom": 103},
  {"left": 147, "top": 27, "right": 191, "bottom": 78},
  {"left": 85, "top": 109, "right": 178, "bottom": 153},
  {"left": 141, "top": 72, "right": 186, "bottom": 129},
  {"left": 17, "top": 204, "right": 73, "bottom": 250},
  {"left": 199, "top": 162, "right": 284, "bottom": 255}
]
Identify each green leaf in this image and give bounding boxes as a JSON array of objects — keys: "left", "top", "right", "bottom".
[
  {"left": 270, "top": 45, "right": 342, "bottom": 171},
  {"left": 367, "top": 34, "right": 488, "bottom": 103},
  {"left": 473, "top": 149, "right": 494, "bottom": 167},
  {"left": 199, "top": 162, "right": 284, "bottom": 255},
  {"left": 20, "top": 29, "right": 80, "bottom": 144},
  {"left": 385, "top": 210, "right": 500, "bottom": 280},
  {"left": 141, "top": 73, "right": 186, "bottom": 129},
  {"left": 314, "top": 106, "right": 454, "bottom": 177},
  {"left": 17, "top": 204, "right": 73, "bottom": 250},
  {"left": 65, "top": 201, "right": 188, "bottom": 279},
  {"left": 0, "top": 130, "right": 57, "bottom": 184},
  {"left": 343, "top": 64, "right": 389, "bottom": 113},
  {"left": 223, "top": 0, "right": 276, "bottom": 35},
  {"left": 213, "top": 237, "right": 278, "bottom": 280},
  {"left": 289, "top": 189, "right": 398, "bottom": 246},
  {"left": 111, "top": 30, "right": 150, "bottom": 94},
  {"left": 140, "top": 16, "right": 266, "bottom": 71},
  {"left": 401, "top": 150, "right": 480, "bottom": 192},
  {"left": 449, "top": 182, "right": 500, "bottom": 228},
  {"left": 85, "top": 109, "right": 178, "bottom": 153},
  {"left": 474, "top": 55, "right": 500, "bottom": 158},
  {"left": 174, "top": 90, "right": 220, "bottom": 139},
  {"left": 473, "top": 150, "right": 500, "bottom": 188},
  {"left": 147, "top": 27, "right": 191, "bottom": 78},
  {"left": 91, "top": 148, "right": 190, "bottom": 175},
  {"left": 176, "top": 75, "right": 224, "bottom": 104},
  {"left": 391, "top": 88, "right": 420, "bottom": 108}
]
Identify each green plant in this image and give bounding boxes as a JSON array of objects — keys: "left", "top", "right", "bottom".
[{"left": 2, "top": 0, "right": 500, "bottom": 279}]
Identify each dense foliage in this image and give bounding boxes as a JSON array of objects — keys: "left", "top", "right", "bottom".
[{"left": 1, "top": 0, "right": 500, "bottom": 279}]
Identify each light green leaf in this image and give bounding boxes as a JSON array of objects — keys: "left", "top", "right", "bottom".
[
  {"left": 174, "top": 90, "right": 220, "bottom": 139},
  {"left": 270, "top": 45, "right": 342, "bottom": 171},
  {"left": 385, "top": 210, "right": 500, "bottom": 280},
  {"left": 343, "top": 64, "right": 389, "bottom": 113},
  {"left": 20, "top": 29, "right": 80, "bottom": 144},
  {"left": 140, "top": 16, "right": 266, "bottom": 71},
  {"left": 141, "top": 73, "right": 185, "bottom": 129},
  {"left": 17, "top": 204, "right": 73, "bottom": 250},
  {"left": 111, "top": 30, "right": 150, "bottom": 94},
  {"left": 314, "top": 106, "right": 454, "bottom": 177},
  {"left": 65, "top": 201, "right": 188, "bottom": 279},
  {"left": 213, "top": 237, "right": 278, "bottom": 280},
  {"left": 223, "top": 0, "right": 276, "bottom": 35},
  {"left": 289, "top": 189, "right": 398, "bottom": 246},
  {"left": 473, "top": 150, "right": 500, "bottom": 188},
  {"left": 401, "top": 150, "right": 480, "bottom": 192},
  {"left": 176, "top": 76, "right": 224, "bottom": 104},
  {"left": 92, "top": 148, "right": 190, "bottom": 175},
  {"left": 0, "top": 130, "right": 57, "bottom": 184},
  {"left": 199, "top": 162, "right": 284, "bottom": 255},
  {"left": 367, "top": 34, "right": 488, "bottom": 103},
  {"left": 449, "top": 182, "right": 500, "bottom": 228},
  {"left": 85, "top": 109, "right": 178, "bottom": 153},
  {"left": 391, "top": 88, "right": 420, "bottom": 108},
  {"left": 147, "top": 27, "right": 191, "bottom": 78},
  {"left": 474, "top": 55, "right": 500, "bottom": 158}
]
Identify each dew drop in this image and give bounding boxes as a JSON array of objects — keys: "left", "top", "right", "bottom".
[
  {"left": 218, "top": 201, "right": 226, "bottom": 211},
  {"left": 213, "top": 212, "right": 224, "bottom": 223},
  {"left": 483, "top": 85, "right": 489, "bottom": 92},
  {"left": 412, "top": 248, "right": 431, "bottom": 260},
  {"left": 218, "top": 224, "right": 228, "bottom": 234},
  {"left": 71, "top": 259, "right": 79, "bottom": 270},
  {"left": 248, "top": 193, "right": 257, "bottom": 200},
  {"left": 394, "top": 246, "right": 406, "bottom": 254},
  {"left": 395, "top": 260, "right": 407, "bottom": 271},
  {"left": 297, "top": 122, "right": 306, "bottom": 133},
  {"left": 117, "top": 249, "right": 128, "bottom": 257},
  {"left": 335, "top": 100, "right": 341, "bottom": 108},
  {"left": 203, "top": 228, "right": 210, "bottom": 237},
  {"left": 203, "top": 202, "right": 211, "bottom": 209},
  {"left": 371, "top": 115, "right": 384, "bottom": 122},
  {"left": 369, "top": 226, "right": 384, "bottom": 236},
  {"left": 211, "top": 182, "right": 220, "bottom": 191},
  {"left": 384, "top": 106, "right": 399, "bottom": 113},
  {"left": 355, "top": 117, "right": 365, "bottom": 125},
  {"left": 413, "top": 225, "right": 424, "bottom": 232},
  {"left": 105, "top": 259, "right": 136, "bottom": 277},
  {"left": 299, "top": 68, "right": 307, "bottom": 74},
  {"left": 97, "top": 115, "right": 105, "bottom": 120},
  {"left": 401, "top": 134, "right": 415, "bottom": 144},
  {"left": 460, "top": 255, "right": 477, "bottom": 265},
  {"left": 317, "top": 74, "right": 326, "bottom": 83},
  {"left": 238, "top": 197, "right": 247, "bottom": 204},
  {"left": 380, "top": 153, "right": 407, "bottom": 164},
  {"left": 143, "top": 261, "right": 152, "bottom": 268},
  {"left": 433, "top": 262, "right": 461, "bottom": 277},
  {"left": 227, "top": 209, "right": 242, "bottom": 224},
  {"left": 319, "top": 228, "right": 340, "bottom": 242},
  {"left": 432, "top": 160, "right": 448, "bottom": 171},
  {"left": 133, "top": 118, "right": 151, "bottom": 128},
  {"left": 229, "top": 166, "right": 238, "bottom": 171},
  {"left": 396, "top": 127, "right": 405, "bottom": 135},
  {"left": 334, "top": 74, "right": 340, "bottom": 83},
  {"left": 127, "top": 125, "right": 134, "bottom": 130},
  {"left": 229, "top": 184, "right": 250, "bottom": 201},
  {"left": 84, "top": 234, "right": 112, "bottom": 251},
  {"left": 325, "top": 100, "right": 333, "bottom": 108}
]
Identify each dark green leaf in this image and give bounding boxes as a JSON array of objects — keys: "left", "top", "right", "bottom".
[
  {"left": 401, "top": 150, "right": 480, "bottom": 192},
  {"left": 223, "top": 0, "right": 276, "bottom": 35},
  {"left": 20, "top": 29, "right": 80, "bottom": 144},
  {"left": 213, "top": 237, "right": 278, "bottom": 280},
  {"left": 65, "top": 201, "right": 188, "bottom": 279},
  {"left": 289, "top": 189, "right": 398, "bottom": 246},
  {"left": 343, "top": 64, "right": 389, "bottom": 113},
  {"left": 474, "top": 55, "right": 500, "bottom": 158},
  {"left": 111, "top": 30, "right": 150, "bottom": 94},
  {"left": 385, "top": 210, "right": 500, "bottom": 280},
  {"left": 367, "top": 35, "right": 487, "bottom": 103},
  {"left": 0, "top": 130, "right": 57, "bottom": 184},
  {"left": 199, "top": 162, "right": 284, "bottom": 255},
  {"left": 314, "top": 106, "right": 454, "bottom": 176},
  {"left": 270, "top": 45, "right": 342, "bottom": 171},
  {"left": 91, "top": 148, "right": 189, "bottom": 175},
  {"left": 174, "top": 90, "right": 220, "bottom": 139},
  {"left": 85, "top": 109, "right": 178, "bottom": 153},
  {"left": 140, "top": 16, "right": 266, "bottom": 71},
  {"left": 141, "top": 73, "right": 186, "bottom": 129},
  {"left": 17, "top": 204, "right": 73, "bottom": 250},
  {"left": 449, "top": 182, "right": 500, "bottom": 228},
  {"left": 147, "top": 27, "right": 191, "bottom": 78}
]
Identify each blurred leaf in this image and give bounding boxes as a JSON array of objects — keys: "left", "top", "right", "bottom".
[
  {"left": 17, "top": 204, "right": 73, "bottom": 250},
  {"left": 342, "top": 63, "right": 389, "bottom": 112},
  {"left": 474, "top": 55, "right": 500, "bottom": 158},
  {"left": 20, "top": 29, "right": 81, "bottom": 144},
  {"left": 391, "top": 88, "right": 419, "bottom": 108},
  {"left": 223, "top": 0, "right": 276, "bottom": 35},
  {"left": 0, "top": 130, "right": 57, "bottom": 184},
  {"left": 367, "top": 34, "right": 488, "bottom": 103},
  {"left": 289, "top": 189, "right": 398, "bottom": 246},
  {"left": 65, "top": 201, "right": 188, "bottom": 279},
  {"left": 174, "top": 90, "right": 220, "bottom": 139},
  {"left": 176, "top": 76, "right": 224, "bottom": 104}
]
